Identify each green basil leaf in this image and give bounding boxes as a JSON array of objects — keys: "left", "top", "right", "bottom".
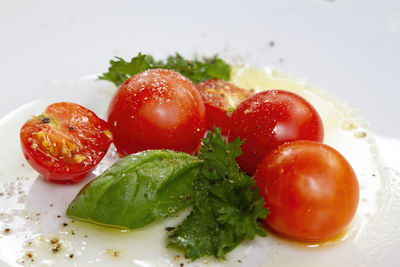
[{"left": 66, "top": 150, "right": 202, "bottom": 229}]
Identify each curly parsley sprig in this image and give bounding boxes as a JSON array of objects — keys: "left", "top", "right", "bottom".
[
  {"left": 99, "top": 53, "right": 231, "bottom": 86},
  {"left": 167, "top": 128, "right": 268, "bottom": 260}
]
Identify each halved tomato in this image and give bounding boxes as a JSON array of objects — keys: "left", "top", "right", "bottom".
[
  {"left": 20, "top": 102, "right": 113, "bottom": 184},
  {"left": 196, "top": 79, "right": 252, "bottom": 134}
]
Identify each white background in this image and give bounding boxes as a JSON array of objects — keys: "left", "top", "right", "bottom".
[{"left": 0, "top": 0, "right": 399, "bottom": 137}]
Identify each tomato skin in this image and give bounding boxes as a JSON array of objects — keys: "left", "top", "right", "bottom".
[
  {"left": 254, "top": 141, "right": 359, "bottom": 242},
  {"left": 108, "top": 69, "right": 206, "bottom": 156},
  {"left": 196, "top": 79, "right": 252, "bottom": 135},
  {"left": 228, "top": 90, "right": 324, "bottom": 175},
  {"left": 20, "top": 102, "right": 113, "bottom": 184}
]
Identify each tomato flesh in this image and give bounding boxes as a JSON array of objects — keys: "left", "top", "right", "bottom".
[
  {"left": 254, "top": 141, "right": 359, "bottom": 241},
  {"left": 108, "top": 69, "right": 206, "bottom": 156},
  {"left": 20, "top": 102, "right": 113, "bottom": 183},
  {"left": 196, "top": 79, "right": 252, "bottom": 134},
  {"left": 229, "top": 90, "right": 324, "bottom": 175}
]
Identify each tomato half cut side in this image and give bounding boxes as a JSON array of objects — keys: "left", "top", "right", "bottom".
[
  {"left": 196, "top": 79, "right": 252, "bottom": 135},
  {"left": 229, "top": 89, "right": 324, "bottom": 175},
  {"left": 254, "top": 141, "right": 359, "bottom": 242},
  {"left": 20, "top": 102, "right": 113, "bottom": 184}
]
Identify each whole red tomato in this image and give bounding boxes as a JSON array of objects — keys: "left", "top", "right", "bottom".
[
  {"left": 254, "top": 141, "right": 359, "bottom": 242},
  {"left": 196, "top": 79, "right": 252, "bottom": 135},
  {"left": 108, "top": 69, "right": 206, "bottom": 156},
  {"left": 20, "top": 102, "right": 113, "bottom": 184},
  {"left": 228, "top": 90, "right": 324, "bottom": 175}
]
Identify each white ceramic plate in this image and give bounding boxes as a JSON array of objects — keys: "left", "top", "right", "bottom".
[{"left": 0, "top": 68, "right": 400, "bottom": 267}]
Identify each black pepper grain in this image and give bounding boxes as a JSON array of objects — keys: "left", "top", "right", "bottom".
[{"left": 52, "top": 243, "right": 62, "bottom": 253}]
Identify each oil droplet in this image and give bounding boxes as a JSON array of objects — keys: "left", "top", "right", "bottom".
[
  {"left": 354, "top": 131, "right": 367, "bottom": 139},
  {"left": 341, "top": 119, "right": 359, "bottom": 131}
]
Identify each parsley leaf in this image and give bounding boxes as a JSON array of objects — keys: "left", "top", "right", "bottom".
[
  {"left": 98, "top": 53, "right": 231, "bottom": 86},
  {"left": 167, "top": 128, "right": 268, "bottom": 260},
  {"left": 98, "top": 53, "right": 151, "bottom": 86}
]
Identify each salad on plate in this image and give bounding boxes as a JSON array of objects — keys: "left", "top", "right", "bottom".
[{"left": 0, "top": 53, "right": 399, "bottom": 267}]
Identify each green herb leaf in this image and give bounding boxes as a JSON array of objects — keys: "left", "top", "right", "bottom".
[
  {"left": 98, "top": 53, "right": 151, "bottom": 86},
  {"left": 167, "top": 128, "right": 268, "bottom": 260},
  {"left": 98, "top": 53, "right": 231, "bottom": 86},
  {"left": 66, "top": 150, "right": 201, "bottom": 229}
]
